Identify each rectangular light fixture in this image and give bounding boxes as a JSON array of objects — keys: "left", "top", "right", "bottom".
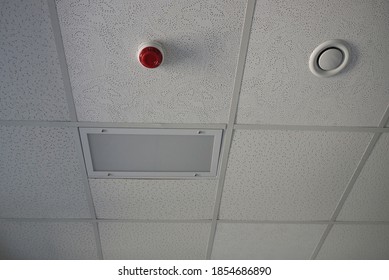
[{"left": 79, "top": 128, "right": 223, "bottom": 178}]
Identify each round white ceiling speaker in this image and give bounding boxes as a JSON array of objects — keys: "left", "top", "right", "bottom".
[{"left": 309, "top": 39, "right": 351, "bottom": 77}]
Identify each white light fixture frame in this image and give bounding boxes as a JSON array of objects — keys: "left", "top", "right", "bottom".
[
  {"left": 309, "top": 39, "right": 351, "bottom": 78},
  {"left": 79, "top": 128, "right": 223, "bottom": 178}
]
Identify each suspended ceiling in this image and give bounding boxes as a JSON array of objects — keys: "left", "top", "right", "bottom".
[{"left": 0, "top": 0, "right": 389, "bottom": 260}]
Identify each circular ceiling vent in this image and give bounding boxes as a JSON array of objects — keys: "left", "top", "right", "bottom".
[{"left": 309, "top": 39, "right": 351, "bottom": 77}]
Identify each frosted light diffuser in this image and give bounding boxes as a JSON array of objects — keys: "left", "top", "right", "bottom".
[{"left": 80, "top": 128, "right": 222, "bottom": 178}]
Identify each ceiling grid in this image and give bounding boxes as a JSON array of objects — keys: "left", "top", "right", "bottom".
[
  {"left": 46, "top": 0, "right": 77, "bottom": 122},
  {"left": 1, "top": 0, "right": 389, "bottom": 259},
  {"left": 311, "top": 105, "right": 389, "bottom": 259},
  {"left": 46, "top": 0, "right": 103, "bottom": 259},
  {"left": 2, "top": 218, "right": 389, "bottom": 226},
  {"left": 205, "top": 0, "right": 256, "bottom": 259}
]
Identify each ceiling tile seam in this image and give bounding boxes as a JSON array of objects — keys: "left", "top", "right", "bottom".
[
  {"left": 74, "top": 128, "right": 103, "bottom": 259},
  {"left": 0, "top": 218, "right": 212, "bottom": 223},
  {"left": 47, "top": 0, "right": 77, "bottom": 122},
  {"left": 219, "top": 220, "right": 330, "bottom": 225},
  {"left": 212, "top": 133, "right": 227, "bottom": 186},
  {"left": 310, "top": 134, "right": 382, "bottom": 260},
  {"left": 310, "top": 104, "right": 389, "bottom": 260},
  {"left": 96, "top": 219, "right": 212, "bottom": 223},
  {"left": 378, "top": 104, "right": 389, "bottom": 127},
  {"left": 77, "top": 122, "right": 227, "bottom": 129},
  {"left": 205, "top": 0, "right": 257, "bottom": 260},
  {"left": 332, "top": 221, "right": 389, "bottom": 225},
  {"left": 2, "top": 120, "right": 388, "bottom": 132},
  {"left": 234, "top": 124, "right": 389, "bottom": 133},
  {"left": 94, "top": 222, "right": 105, "bottom": 259},
  {"left": 219, "top": 220, "right": 389, "bottom": 225},
  {"left": 0, "top": 120, "right": 227, "bottom": 129},
  {"left": 330, "top": 133, "right": 384, "bottom": 221},
  {"left": 88, "top": 178, "right": 217, "bottom": 181},
  {"left": 0, "top": 218, "right": 96, "bottom": 223},
  {"left": 309, "top": 224, "right": 334, "bottom": 260},
  {"left": 2, "top": 217, "right": 389, "bottom": 225}
]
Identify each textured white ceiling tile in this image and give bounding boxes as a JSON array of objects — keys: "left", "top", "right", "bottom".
[
  {"left": 56, "top": 0, "right": 246, "bottom": 123},
  {"left": 0, "top": 0, "right": 70, "bottom": 121},
  {"left": 99, "top": 222, "right": 210, "bottom": 259},
  {"left": 237, "top": 0, "right": 389, "bottom": 126},
  {"left": 338, "top": 133, "right": 389, "bottom": 221},
  {"left": 0, "top": 126, "right": 91, "bottom": 218},
  {"left": 212, "top": 223, "right": 325, "bottom": 259},
  {"left": 219, "top": 130, "right": 372, "bottom": 220},
  {"left": 90, "top": 179, "right": 217, "bottom": 219},
  {"left": 317, "top": 224, "right": 389, "bottom": 259},
  {"left": 0, "top": 221, "right": 98, "bottom": 260}
]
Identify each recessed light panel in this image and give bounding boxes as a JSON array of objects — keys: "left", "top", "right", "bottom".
[{"left": 80, "top": 128, "right": 223, "bottom": 178}]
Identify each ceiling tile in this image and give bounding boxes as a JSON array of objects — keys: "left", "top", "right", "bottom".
[
  {"left": 338, "top": 133, "right": 389, "bottom": 221},
  {"left": 237, "top": 0, "right": 389, "bottom": 126},
  {"left": 56, "top": 0, "right": 246, "bottom": 123},
  {"left": 90, "top": 179, "right": 217, "bottom": 219},
  {"left": 219, "top": 130, "right": 372, "bottom": 220},
  {"left": 317, "top": 224, "right": 389, "bottom": 259},
  {"left": 99, "top": 222, "right": 210, "bottom": 259},
  {"left": 0, "top": 126, "right": 91, "bottom": 218},
  {"left": 0, "top": 221, "right": 98, "bottom": 260},
  {"left": 212, "top": 223, "right": 325, "bottom": 259},
  {"left": 0, "top": 0, "right": 70, "bottom": 121}
]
